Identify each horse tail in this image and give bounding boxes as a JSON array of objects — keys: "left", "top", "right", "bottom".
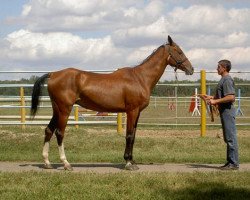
[{"left": 30, "top": 73, "right": 50, "bottom": 118}]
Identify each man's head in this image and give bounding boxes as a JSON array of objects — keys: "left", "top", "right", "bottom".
[{"left": 218, "top": 60, "right": 231, "bottom": 72}]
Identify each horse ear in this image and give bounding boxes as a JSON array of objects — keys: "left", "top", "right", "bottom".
[{"left": 168, "top": 35, "right": 173, "bottom": 46}]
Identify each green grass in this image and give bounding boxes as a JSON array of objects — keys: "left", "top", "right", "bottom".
[
  {"left": 0, "top": 126, "right": 249, "bottom": 164},
  {"left": 0, "top": 126, "right": 250, "bottom": 200},
  {"left": 0, "top": 171, "right": 250, "bottom": 200}
]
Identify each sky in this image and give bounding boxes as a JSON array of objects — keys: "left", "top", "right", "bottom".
[{"left": 1, "top": 0, "right": 250, "bottom": 80}]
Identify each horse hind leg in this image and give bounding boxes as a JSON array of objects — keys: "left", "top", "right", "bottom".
[{"left": 43, "top": 117, "right": 57, "bottom": 169}]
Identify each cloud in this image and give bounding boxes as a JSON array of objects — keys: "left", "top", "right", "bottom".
[
  {"left": 113, "top": 17, "right": 169, "bottom": 47},
  {"left": 0, "top": 29, "right": 122, "bottom": 70},
  {"left": 19, "top": 0, "right": 165, "bottom": 32},
  {"left": 167, "top": 5, "right": 250, "bottom": 35},
  {"left": 1, "top": 0, "right": 250, "bottom": 78},
  {"left": 112, "top": 5, "right": 250, "bottom": 49},
  {"left": 188, "top": 47, "right": 250, "bottom": 71}
]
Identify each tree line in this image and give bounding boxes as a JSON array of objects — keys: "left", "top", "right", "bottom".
[
  {"left": 152, "top": 77, "right": 250, "bottom": 97},
  {"left": 1, "top": 76, "right": 250, "bottom": 97}
]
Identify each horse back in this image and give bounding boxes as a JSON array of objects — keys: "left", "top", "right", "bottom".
[
  {"left": 77, "top": 67, "right": 148, "bottom": 111},
  {"left": 47, "top": 67, "right": 149, "bottom": 112}
]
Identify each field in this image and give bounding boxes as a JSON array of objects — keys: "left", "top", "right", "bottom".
[
  {"left": 0, "top": 126, "right": 250, "bottom": 199},
  {"left": 1, "top": 171, "right": 250, "bottom": 199},
  {"left": 0, "top": 93, "right": 250, "bottom": 199}
]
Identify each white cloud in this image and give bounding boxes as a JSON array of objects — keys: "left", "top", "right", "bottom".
[
  {"left": 225, "top": 32, "right": 249, "bottom": 47},
  {"left": 113, "top": 5, "right": 250, "bottom": 49},
  {"left": 113, "top": 17, "right": 169, "bottom": 47},
  {"left": 0, "top": 29, "right": 121, "bottom": 69},
  {"left": 220, "top": 47, "right": 250, "bottom": 66},
  {"left": 167, "top": 5, "right": 250, "bottom": 35},
  {"left": 1, "top": 0, "right": 250, "bottom": 79},
  {"left": 188, "top": 47, "right": 250, "bottom": 71},
  {"left": 21, "top": 4, "right": 32, "bottom": 16},
  {"left": 126, "top": 45, "right": 156, "bottom": 65},
  {"left": 19, "top": 0, "right": 163, "bottom": 32}
]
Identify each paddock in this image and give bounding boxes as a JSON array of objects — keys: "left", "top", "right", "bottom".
[
  {"left": 1, "top": 70, "right": 250, "bottom": 136},
  {"left": 0, "top": 70, "right": 250, "bottom": 165},
  {"left": 1, "top": 69, "right": 250, "bottom": 199},
  {"left": 0, "top": 122, "right": 250, "bottom": 200}
]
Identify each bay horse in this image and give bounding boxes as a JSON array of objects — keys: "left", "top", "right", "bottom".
[{"left": 31, "top": 36, "right": 193, "bottom": 170}]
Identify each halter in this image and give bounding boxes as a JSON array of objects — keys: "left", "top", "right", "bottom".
[
  {"left": 165, "top": 44, "right": 187, "bottom": 72},
  {"left": 165, "top": 44, "right": 188, "bottom": 81}
]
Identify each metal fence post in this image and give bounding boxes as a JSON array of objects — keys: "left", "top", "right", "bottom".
[
  {"left": 20, "top": 87, "right": 26, "bottom": 130},
  {"left": 200, "top": 70, "right": 206, "bottom": 137},
  {"left": 74, "top": 105, "right": 79, "bottom": 129},
  {"left": 117, "top": 113, "right": 123, "bottom": 134}
]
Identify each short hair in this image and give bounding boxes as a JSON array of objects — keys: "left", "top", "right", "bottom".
[{"left": 218, "top": 60, "right": 231, "bottom": 72}]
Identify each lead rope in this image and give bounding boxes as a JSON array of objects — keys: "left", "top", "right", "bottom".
[{"left": 174, "top": 68, "right": 178, "bottom": 81}]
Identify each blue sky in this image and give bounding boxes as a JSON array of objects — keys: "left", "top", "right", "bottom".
[
  {"left": 1, "top": 0, "right": 250, "bottom": 80},
  {"left": 0, "top": 0, "right": 27, "bottom": 36}
]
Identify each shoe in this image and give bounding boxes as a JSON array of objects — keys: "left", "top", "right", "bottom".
[
  {"left": 220, "top": 162, "right": 230, "bottom": 168},
  {"left": 220, "top": 163, "right": 239, "bottom": 170}
]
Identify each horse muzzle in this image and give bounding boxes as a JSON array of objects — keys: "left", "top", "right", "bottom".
[{"left": 185, "top": 66, "right": 194, "bottom": 75}]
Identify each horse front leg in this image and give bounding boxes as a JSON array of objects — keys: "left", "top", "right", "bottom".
[
  {"left": 124, "top": 109, "right": 140, "bottom": 170},
  {"left": 56, "top": 130, "right": 72, "bottom": 171}
]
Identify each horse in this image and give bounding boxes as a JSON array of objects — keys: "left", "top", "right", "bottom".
[{"left": 31, "top": 35, "right": 194, "bottom": 170}]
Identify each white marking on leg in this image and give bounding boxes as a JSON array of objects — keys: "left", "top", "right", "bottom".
[
  {"left": 42, "top": 142, "right": 50, "bottom": 166},
  {"left": 58, "top": 143, "right": 70, "bottom": 166},
  {"left": 126, "top": 161, "right": 132, "bottom": 167}
]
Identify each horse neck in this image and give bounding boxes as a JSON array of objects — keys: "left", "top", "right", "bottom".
[{"left": 134, "top": 46, "right": 169, "bottom": 90}]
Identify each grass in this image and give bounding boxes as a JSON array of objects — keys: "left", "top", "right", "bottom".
[
  {"left": 0, "top": 171, "right": 250, "bottom": 200},
  {"left": 0, "top": 126, "right": 250, "bottom": 164},
  {"left": 0, "top": 126, "right": 250, "bottom": 200}
]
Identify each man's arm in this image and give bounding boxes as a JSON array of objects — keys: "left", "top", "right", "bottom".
[{"left": 209, "top": 94, "right": 235, "bottom": 105}]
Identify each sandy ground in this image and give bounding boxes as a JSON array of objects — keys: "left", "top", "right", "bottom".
[{"left": 1, "top": 162, "right": 250, "bottom": 173}]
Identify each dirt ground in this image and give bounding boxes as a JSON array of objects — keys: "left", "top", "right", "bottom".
[
  {"left": 85, "top": 128, "right": 250, "bottom": 138},
  {"left": 135, "top": 129, "right": 250, "bottom": 138},
  {"left": 0, "top": 162, "right": 250, "bottom": 173}
]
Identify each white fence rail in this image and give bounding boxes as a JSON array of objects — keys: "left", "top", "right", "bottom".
[{"left": 0, "top": 70, "right": 250, "bottom": 128}]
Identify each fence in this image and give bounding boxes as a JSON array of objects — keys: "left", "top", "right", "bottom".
[
  {"left": 0, "top": 85, "right": 123, "bottom": 132},
  {"left": 0, "top": 70, "right": 250, "bottom": 136}
]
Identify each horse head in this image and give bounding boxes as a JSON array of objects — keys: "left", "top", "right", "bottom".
[{"left": 166, "top": 35, "right": 194, "bottom": 75}]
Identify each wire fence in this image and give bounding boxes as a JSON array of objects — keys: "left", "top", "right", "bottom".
[{"left": 0, "top": 70, "right": 250, "bottom": 128}]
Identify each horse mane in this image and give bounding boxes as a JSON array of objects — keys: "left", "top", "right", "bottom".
[{"left": 139, "top": 44, "right": 165, "bottom": 65}]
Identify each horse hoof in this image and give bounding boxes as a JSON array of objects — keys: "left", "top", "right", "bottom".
[
  {"left": 125, "top": 163, "right": 139, "bottom": 171},
  {"left": 64, "top": 164, "right": 73, "bottom": 171},
  {"left": 44, "top": 163, "right": 53, "bottom": 169}
]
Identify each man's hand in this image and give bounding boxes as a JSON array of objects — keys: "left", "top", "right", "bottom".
[
  {"left": 198, "top": 94, "right": 217, "bottom": 122},
  {"left": 208, "top": 99, "right": 217, "bottom": 105},
  {"left": 198, "top": 94, "right": 213, "bottom": 101}
]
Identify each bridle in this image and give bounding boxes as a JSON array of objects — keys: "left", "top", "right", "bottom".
[{"left": 165, "top": 44, "right": 187, "bottom": 72}]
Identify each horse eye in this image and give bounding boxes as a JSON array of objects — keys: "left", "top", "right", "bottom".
[{"left": 178, "top": 50, "right": 183, "bottom": 55}]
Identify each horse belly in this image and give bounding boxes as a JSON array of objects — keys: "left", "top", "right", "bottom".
[{"left": 76, "top": 95, "right": 126, "bottom": 112}]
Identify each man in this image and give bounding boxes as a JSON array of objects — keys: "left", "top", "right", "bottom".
[{"left": 202, "top": 60, "right": 239, "bottom": 170}]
